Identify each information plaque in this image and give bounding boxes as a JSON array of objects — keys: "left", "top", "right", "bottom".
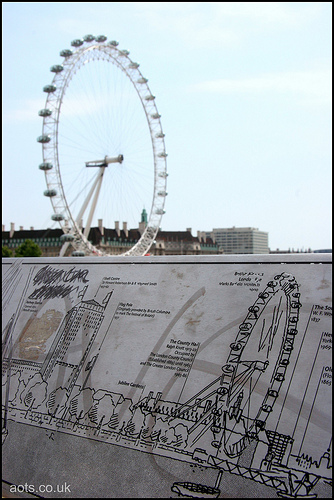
[{"left": 2, "top": 254, "right": 332, "bottom": 498}]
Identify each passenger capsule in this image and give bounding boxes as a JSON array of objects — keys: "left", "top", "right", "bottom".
[
  {"left": 239, "top": 322, "right": 252, "bottom": 331},
  {"left": 248, "top": 305, "right": 260, "bottom": 313},
  {"left": 155, "top": 209, "right": 166, "bottom": 215},
  {"left": 108, "top": 40, "right": 119, "bottom": 47},
  {"left": 43, "top": 84, "right": 56, "bottom": 93},
  {"left": 95, "top": 35, "right": 107, "bottom": 43},
  {"left": 60, "top": 49, "right": 73, "bottom": 58},
  {"left": 157, "top": 152, "right": 167, "bottom": 157},
  {"left": 38, "top": 109, "right": 52, "bottom": 117},
  {"left": 72, "top": 251, "right": 85, "bottom": 257},
  {"left": 151, "top": 113, "right": 161, "bottom": 119},
  {"left": 137, "top": 77, "right": 148, "bottom": 84},
  {"left": 43, "top": 189, "right": 57, "bottom": 197},
  {"left": 71, "top": 39, "right": 84, "bottom": 47},
  {"left": 158, "top": 191, "right": 167, "bottom": 196},
  {"left": 60, "top": 233, "right": 75, "bottom": 242},
  {"left": 51, "top": 213, "right": 65, "bottom": 221},
  {"left": 145, "top": 94, "right": 155, "bottom": 101},
  {"left": 284, "top": 342, "right": 293, "bottom": 352},
  {"left": 50, "top": 64, "right": 63, "bottom": 73},
  {"left": 217, "top": 387, "right": 228, "bottom": 395},
  {"left": 221, "top": 364, "right": 234, "bottom": 374},
  {"left": 158, "top": 172, "right": 168, "bottom": 177},
  {"left": 39, "top": 162, "right": 53, "bottom": 170},
  {"left": 211, "top": 440, "right": 221, "bottom": 449},
  {"left": 210, "top": 425, "right": 221, "bottom": 434},
  {"left": 119, "top": 49, "right": 130, "bottom": 56},
  {"left": 37, "top": 135, "right": 51, "bottom": 143},
  {"left": 155, "top": 132, "right": 165, "bottom": 138},
  {"left": 230, "top": 342, "right": 242, "bottom": 351},
  {"left": 83, "top": 34, "right": 95, "bottom": 42},
  {"left": 128, "top": 62, "right": 140, "bottom": 69}
]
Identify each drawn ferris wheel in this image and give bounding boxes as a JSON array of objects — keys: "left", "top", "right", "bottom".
[
  {"left": 173, "top": 273, "right": 302, "bottom": 462},
  {"left": 37, "top": 35, "right": 168, "bottom": 257}
]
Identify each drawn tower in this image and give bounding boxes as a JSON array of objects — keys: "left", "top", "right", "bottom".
[{"left": 40, "top": 291, "right": 113, "bottom": 394}]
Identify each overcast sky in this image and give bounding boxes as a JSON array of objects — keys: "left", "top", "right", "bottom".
[{"left": 2, "top": 2, "right": 332, "bottom": 251}]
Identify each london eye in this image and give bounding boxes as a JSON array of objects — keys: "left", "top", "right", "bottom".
[{"left": 37, "top": 35, "right": 168, "bottom": 256}]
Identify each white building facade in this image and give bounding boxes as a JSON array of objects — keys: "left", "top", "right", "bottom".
[{"left": 206, "top": 227, "right": 269, "bottom": 254}]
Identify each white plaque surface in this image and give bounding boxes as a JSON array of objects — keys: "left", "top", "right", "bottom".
[{"left": 2, "top": 255, "right": 332, "bottom": 498}]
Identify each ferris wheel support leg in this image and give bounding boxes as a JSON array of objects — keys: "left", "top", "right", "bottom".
[
  {"left": 75, "top": 168, "right": 104, "bottom": 226},
  {"left": 59, "top": 241, "right": 70, "bottom": 257},
  {"left": 58, "top": 168, "right": 105, "bottom": 256},
  {"left": 83, "top": 167, "right": 105, "bottom": 239}
]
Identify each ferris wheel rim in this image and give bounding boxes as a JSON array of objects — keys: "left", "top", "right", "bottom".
[
  {"left": 38, "top": 36, "right": 167, "bottom": 256},
  {"left": 211, "top": 272, "right": 301, "bottom": 456}
]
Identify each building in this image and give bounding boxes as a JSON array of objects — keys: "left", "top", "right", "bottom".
[
  {"left": 205, "top": 227, "right": 269, "bottom": 255},
  {"left": 2, "top": 223, "right": 63, "bottom": 257},
  {"left": 154, "top": 229, "right": 221, "bottom": 256},
  {"left": 87, "top": 219, "right": 143, "bottom": 255},
  {"left": 41, "top": 291, "right": 113, "bottom": 394},
  {"left": 2, "top": 221, "right": 221, "bottom": 257}
]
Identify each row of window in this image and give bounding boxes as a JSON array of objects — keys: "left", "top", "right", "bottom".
[
  {"left": 4, "top": 241, "right": 61, "bottom": 248},
  {"left": 99, "top": 239, "right": 136, "bottom": 247},
  {"left": 3, "top": 238, "right": 60, "bottom": 244}
]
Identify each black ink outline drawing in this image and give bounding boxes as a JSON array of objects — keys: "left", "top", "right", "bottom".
[{"left": 2, "top": 263, "right": 332, "bottom": 498}]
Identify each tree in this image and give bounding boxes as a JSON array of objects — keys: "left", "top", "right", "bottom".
[
  {"left": 15, "top": 239, "right": 42, "bottom": 257},
  {"left": 2, "top": 246, "right": 13, "bottom": 257}
]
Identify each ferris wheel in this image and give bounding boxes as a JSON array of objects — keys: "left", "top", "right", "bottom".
[
  {"left": 173, "top": 272, "right": 301, "bottom": 462},
  {"left": 37, "top": 35, "right": 168, "bottom": 257}
]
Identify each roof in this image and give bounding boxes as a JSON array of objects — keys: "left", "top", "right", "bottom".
[
  {"left": 156, "top": 230, "right": 198, "bottom": 243},
  {"left": 2, "top": 225, "right": 217, "bottom": 246},
  {"left": 87, "top": 226, "right": 141, "bottom": 244},
  {"left": 2, "top": 227, "right": 63, "bottom": 240},
  {"left": 83, "top": 299, "right": 103, "bottom": 307}
]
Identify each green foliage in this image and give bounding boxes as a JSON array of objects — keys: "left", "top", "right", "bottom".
[
  {"left": 15, "top": 239, "right": 42, "bottom": 257},
  {"left": 2, "top": 246, "right": 13, "bottom": 257}
]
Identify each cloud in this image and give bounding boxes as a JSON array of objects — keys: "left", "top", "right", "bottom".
[
  {"left": 3, "top": 96, "right": 98, "bottom": 124},
  {"left": 210, "top": 2, "right": 322, "bottom": 27},
  {"left": 3, "top": 99, "right": 45, "bottom": 123},
  {"left": 134, "top": 2, "right": 325, "bottom": 47},
  {"left": 4, "top": 88, "right": 137, "bottom": 125},
  {"left": 189, "top": 69, "right": 332, "bottom": 105},
  {"left": 134, "top": 2, "right": 238, "bottom": 46}
]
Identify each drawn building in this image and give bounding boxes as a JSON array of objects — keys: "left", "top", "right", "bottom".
[
  {"left": 292, "top": 447, "right": 332, "bottom": 478},
  {"left": 40, "top": 291, "right": 112, "bottom": 393},
  {"left": 265, "top": 430, "right": 294, "bottom": 466}
]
